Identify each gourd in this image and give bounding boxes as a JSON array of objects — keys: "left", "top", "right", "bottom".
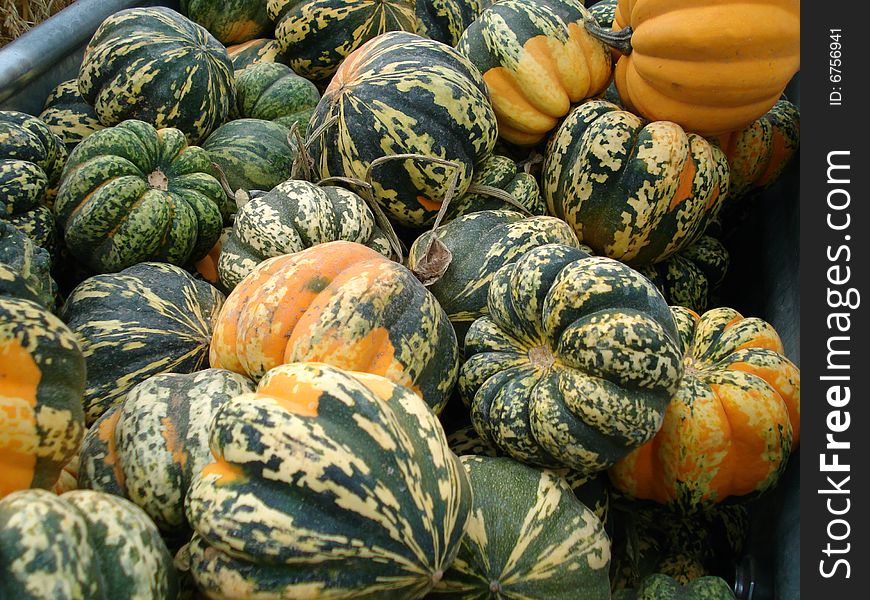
[
  {"left": 416, "top": 0, "right": 489, "bottom": 46},
  {"left": 0, "top": 221, "right": 57, "bottom": 310},
  {"left": 38, "top": 80, "right": 105, "bottom": 153},
  {"left": 180, "top": 0, "right": 272, "bottom": 45},
  {"left": 184, "top": 362, "right": 471, "bottom": 599},
  {"left": 613, "top": 574, "right": 736, "bottom": 600},
  {"left": 446, "top": 154, "right": 546, "bottom": 219},
  {"left": 227, "top": 38, "right": 288, "bottom": 72},
  {"left": 233, "top": 62, "right": 321, "bottom": 134}
]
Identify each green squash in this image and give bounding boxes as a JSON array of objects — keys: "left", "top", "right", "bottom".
[
  {"left": 217, "top": 179, "right": 393, "bottom": 290},
  {"left": 78, "top": 6, "right": 234, "bottom": 144},
  {"left": 0, "top": 221, "right": 57, "bottom": 310},
  {"left": 310, "top": 32, "right": 499, "bottom": 228},
  {"left": 542, "top": 100, "right": 729, "bottom": 266},
  {"left": 431, "top": 456, "right": 611, "bottom": 599},
  {"left": 416, "top": 0, "right": 489, "bottom": 46},
  {"left": 407, "top": 209, "right": 579, "bottom": 327},
  {"left": 78, "top": 369, "right": 255, "bottom": 542},
  {"left": 0, "top": 111, "right": 67, "bottom": 251},
  {"left": 446, "top": 154, "right": 546, "bottom": 219},
  {"left": 227, "top": 38, "right": 288, "bottom": 72},
  {"left": 180, "top": 0, "right": 272, "bottom": 45},
  {"left": 234, "top": 62, "right": 321, "bottom": 134},
  {"left": 589, "top": 0, "right": 618, "bottom": 27},
  {"left": 268, "top": 0, "right": 418, "bottom": 81},
  {"left": 54, "top": 119, "right": 226, "bottom": 274},
  {"left": 0, "top": 296, "right": 85, "bottom": 498},
  {"left": 202, "top": 118, "right": 298, "bottom": 196},
  {"left": 614, "top": 574, "right": 736, "bottom": 600},
  {"left": 184, "top": 362, "right": 472, "bottom": 599},
  {"left": 459, "top": 243, "right": 683, "bottom": 473},
  {"left": 638, "top": 236, "right": 729, "bottom": 314},
  {"left": 38, "top": 79, "right": 105, "bottom": 153},
  {"left": 0, "top": 489, "right": 177, "bottom": 599},
  {"left": 60, "top": 262, "right": 225, "bottom": 425}
]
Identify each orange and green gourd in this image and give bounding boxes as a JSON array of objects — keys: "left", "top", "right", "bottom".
[
  {"left": 308, "top": 31, "right": 499, "bottom": 228},
  {"left": 38, "top": 80, "right": 105, "bottom": 154},
  {"left": 0, "top": 111, "right": 67, "bottom": 252},
  {"left": 180, "top": 0, "right": 272, "bottom": 45},
  {"left": 210, "top": 240, "right": 459, "bottom": 413},
  {"left": 78, "top": 369, "right": 255, "bottom": 543},
  {"left": 217, "top": 180, "right": 393, "bottom": 291},
  {"left": 184, "top": 362, "right": 472, "bottom": 599},
  {"left": 609, "top": 306, "right": 800, "bottom": 511},
  {"left": 430, "top": 456, "right": 611, "bottom": 599},
  {"left": 61, "top": 261, "right": 226, "bottom": 425},
  {"left": 542, "top": 100, "right": 729, "bottom": 266},
  {"left": 710, "top": 98, "right": 800, "bottom": 200},
  {"left": 78, "top": 7, "right": 234, "bottom": 145},
  {"left": 268, "top": 0, "right": 418, "bottom": 82},
  {"left": 0, "top": 294, "right": 85, "bottom": 499},
  {"left": 0, "top": 489, "right": 178, "bottom": 599},
  {"left": 54, "top": 119, "right": 227, "bottom": 274},
  {"left": 593, "top": 0, "right": 800, "bottom": 136},
  {"left": 457, "top": 0, "right": 612, "bottom": 146},
  {"left": 459, "top": 243, "right": 684, "bottom": 473}
]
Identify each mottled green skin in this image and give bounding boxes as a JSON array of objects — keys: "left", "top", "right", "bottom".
[
  {"left": 639, "top": 236, "right": 729, "bottom": 314},
  {"left": 54, "top": 119, "right": 226, "bottom": 274},
  {"left": 234, "top": 62, "right": 321, "bottom": 135},
  {"left": 218, "top": 181, "right": 392, "bottom": 290},
  {"left": 78, "top": 369, "right": 255, "bottom": 542},
  {"left": 78, "top": 7, "right": 234, "bottom": 145},
  {"left": 5, "top": 205, "right": 57, "bottom": 257},
  {"left": 432, "top": 456, "right": 610, "bottom": 599},
  {"left": 0, "top": 489, "right": 177, "bottom": 599},
  {"left": 310, "top": 32, "right": 499, "bottom": 228},
  {"left": 0, "top": 111, "right": 66, "bottom": 251},
  {"left": 408, "top": 210, "right": 579, "bottom": 325},
  {"left": 447, "top": 154, "right": 546, "bottom": 219},
  {"left": 416, "top": 0, "right": 490, "bottom": 46},
  {"left": 589, "top": 0, "right": 617, "bottom": 27},
  {"left": 228, "top": 38, "right": 289, "bottom": 72},
  {"left": 459, "top": 243, "right": 683, "bottom": 474},
  {"left": 616, "top": 575, "right": 736, "bottom": 600},
  {"left": 181, "top": 0, "right": 272, "bottom": 45},
  {"left": 60, "top": 261, "right": 225, "bottom": 425},
  {"left": 185, "top": 363, "right": 472, "bottom": 599},
  {"left": 38, "top": 80, "right": 105, "bottom": 153},
  {"left": 0, "top": 297, "right": 86, "bottom": 493},
  {"left": 202, "top": 119, "right": 298, "bottom": 195},
  {"left": 268, "top": 0, "right": 418, "bottom": 81},
  {"left": 542, "top": 100, "right": 729, "bottom": 266},
  {"left": 0, "top": 221, "right": 57, "bottom": 309}
]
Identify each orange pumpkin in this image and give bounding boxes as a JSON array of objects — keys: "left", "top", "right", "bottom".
[
  {"left": 609, "top": 306, "right": 800, "bottom": 511},
  {"left": 209, "top": 241, "right": 458, "bottom": 413},
  {"left": 598, "top": 0, "right": 800, "bottom": 136}
]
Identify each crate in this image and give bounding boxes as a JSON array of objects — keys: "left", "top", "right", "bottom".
[{"left": 0, "top": 2, "right": 801, "bottom": 598}]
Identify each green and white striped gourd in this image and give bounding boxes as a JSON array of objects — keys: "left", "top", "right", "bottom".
[
  {"left": 0, "top": 221, "right": 57, "bottom": 310},
  {"left": 38, "top": 79, "right": 105, "bottom": 153},
  {"left": 184, "top": 362, "right": 472, "bottom": 599}
]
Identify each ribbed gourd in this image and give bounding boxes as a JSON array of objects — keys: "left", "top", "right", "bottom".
[
  {"left": 180, "top": 0, "right": 272, "bottom": 45},
  {"left": 233, "top": 62, "right": 321, "bottom": 134},
  {"left": 459, "top": 243, "right": 684, "bottom": 473},
  {"left": 268, "top": 0, "right": 418, "bottom": 81},
  {"left": 38, "top": 80, "right": 105, "bottom": 153},
  {"left": 457, "top": 0, "right": 612, "bottom": 145},
  {"left": 416, "top": 0, "right": 490, "bottom": 46},
  {"left": 211, "top": 241, "right": 458, "bottom": 413},
  {"left": 0, "top": 111, "right": 67, "bottom": 252},
  {"left": 309, "top": 31, "right": 499, "bottom": 228},
  {"left": 78, "top": 7, "right": 234, "bottom": 144},
  {"left": 227, "top": 38, "right": 288, "bottom": 72},
  {"left": 610, "top": 306, "right": 800, "bottom": 511},
  {"left": 0, "top": 221, "right": 58, "bottom": 310},
  {"left": 0, "top": 489, "right": 178, "bottom": 599},
  {"left": 54, "top": 119, "right": 227, "bottom": 274},
  {"left": 78, "top": 369, "right": 255, "bottom": 543},
  {"left": 0, "top": 292, "right": 85, "bottom": 498},
  {"left": 184, "top": 362, "right": 472, "bottom": 599},
  {"left": 202, "top": 118, "right": 298, "bottom": 196},
  {"left": 61, "top": 262, "right": 226, "bottom": 425},
  {"left": 446, "top": 154, "right": 546, "bottom": 219},
  {"left": 431, "top": 456, "right": 611, "bottom": 599},
  {"left": 217, "top": 180, "right": 393, "bottom": 291},
  {"left": 542, "top": 100, "right": 729, "bottom": 266}
]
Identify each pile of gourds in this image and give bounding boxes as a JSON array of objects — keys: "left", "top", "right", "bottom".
[{"left": 0, "top": 0, "right": 800, "bottom": 598}]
